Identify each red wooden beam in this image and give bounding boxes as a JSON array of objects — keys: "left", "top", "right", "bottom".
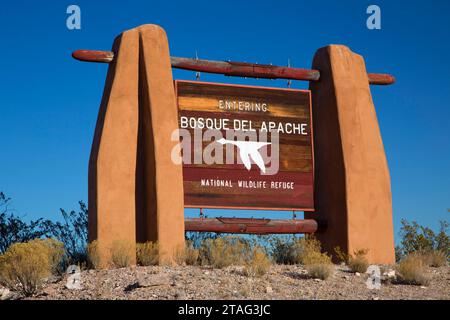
[
  {"left": 72, "top": 50, "right": 395, "bottom": 85},
  {"left": 171, "top": 57, "right": 320, "bottom": 81},
  {"left": 366, "top": 73, "right": 396, "bottom": 85},
  {"left": 73, "top": 50, "right": 114, "bottom": 63},
  {"left": 184, "top": 217, "right": 319, "bottom": 234}
]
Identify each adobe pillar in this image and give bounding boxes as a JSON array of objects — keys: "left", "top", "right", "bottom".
[
  {"left": 305, "top": 45, "right": 395, "bottom": 264},
  {"left": 88, "top": 24, "right": 185, "bottom": 267}
]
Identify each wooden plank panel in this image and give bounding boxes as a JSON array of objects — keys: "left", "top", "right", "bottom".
[
  {"left": 181, "top": 142, "right": 313, "bottom": 172},
  {"left": 175, "top": 80, "right": 314, "bottom": 211},
  {"left": 178, "top": 96, "right": 311, "bottom": 118}
]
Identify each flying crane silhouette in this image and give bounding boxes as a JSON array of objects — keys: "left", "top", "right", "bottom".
[{"left": 217, "top": 138, "right": 271, "bottom": 173}]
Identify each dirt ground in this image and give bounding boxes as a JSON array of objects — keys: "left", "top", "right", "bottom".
[{"left": 11, "top": 264, "right": 448, "bottom": 300}]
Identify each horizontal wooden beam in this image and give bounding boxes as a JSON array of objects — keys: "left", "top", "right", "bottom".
[
  {"left": 184, "top": 217, "right": 320, "bottom": 234},
  {"left": 72, "top": 50, "right": 395, "bottom": 85},
  {"left": 72, "top": 50, "right": 114, "bottom": 63},
  {"left": 171, "top": 56, "right": 320, "bottom": 81}
]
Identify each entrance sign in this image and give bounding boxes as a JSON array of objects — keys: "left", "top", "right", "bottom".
[
  {"left": 76, "top": 24, "right": 396, "bottom": 265},
  {"left": 175, "top": 81, "right": 314, "bottom": 211}
]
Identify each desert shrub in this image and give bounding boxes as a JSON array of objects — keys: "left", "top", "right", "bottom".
[
  {"left": 173, "top": 242, "right": 199, "bottom": 266},
  {"left": 0, "top": 238, "right": 64, "bottom": 296},
  {"left": 270, "top": 237, "right": 302, "bottom": 264},
  {"left": 295, "top": 236, "right": 323, "bottom": 265},
  {"left": 394, "top": 245, "right": 403, "bottom": 263},
  {"left": 409, "top": 250, "right": 447, "bottom": 268},
  {"left": 397, "top": 219, "right": 449, "bottom": 261},
  {"left": 199, "top": 236, "right": 251, "bottom": 268},
  {"left": 185, "top": 231, "right": 220, "bottom": 248},
  {"left": 110, "top": 240, "right": 133, "bottom": 268},
  {"left": 0, "top": 192, "right": 89, "bottom": 267},
  {"left": 44, "top": 238, "right": 66, "bottom": 274},
  {"left": 426, "top": 250, "right": 447, "bottom": 267},
  {"left": 301, "top": 249, "right": 331, "bottom": 265},
  {"left": 46, "top": 201, "right": 88, "bottom": 265},
  {"left": 293, "top": 237, "right": 334, "bottom": 280},
  {"left": 348, "top": 249, "right": 369, "bottom": 273},
  {"left": 305, "top": 263, "right": 334, "bottom": 280},
  {"left": 270, "top": 236, "right": 322, "bottom": 265},
  {"left": 182, "top": 241, "right": 200, "bottom": 266},
  {"left": 435, "top": 220, "right": 450, "bottom": 256},
  {"left": 136, "top": 242, "right": 159, "bottom": 266},
  {"left": 333, "top": 246, "right": 348, "bottom": 264},
  {"left": 0, "top": 193, "right": 54, "bottom": 254},
  {"left": 397, "top": 254, "right": 430, "bottom": 286},
  {"left": 244, "top": 246, "right": 272, "bottom": 277},
  {"left": 303, "top": 251, "right": 333, "bottom": 280},
  {"left": 86, "top": 240, "right": 101, "bottom": 269}
]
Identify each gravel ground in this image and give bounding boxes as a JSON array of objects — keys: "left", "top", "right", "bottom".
[{"left": 8, "top": 264, "right": 447, "bottom": 300}]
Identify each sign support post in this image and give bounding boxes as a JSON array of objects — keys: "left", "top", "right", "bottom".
[
  {"left": 88, "top": 25, "right": 185, "bottom": 267},
  {"left": 304, "top": 45, "right": 395, "bottom": 264}
]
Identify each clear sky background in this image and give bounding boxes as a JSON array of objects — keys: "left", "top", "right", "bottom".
[{"left": 0, "top": 1, "right": 449, "bottom": 242}]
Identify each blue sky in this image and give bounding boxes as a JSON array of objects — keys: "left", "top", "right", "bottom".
[{"left": 0, "top": 1, "right": 449, "bottom": 241}]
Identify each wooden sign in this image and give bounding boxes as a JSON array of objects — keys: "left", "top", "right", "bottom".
[{"left": 175, "top": 80, "right": 314, "bottom": 211}]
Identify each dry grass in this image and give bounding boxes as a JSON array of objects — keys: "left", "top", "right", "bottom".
[
  {"left": 87, "top": 240, "right": 101, "bottom": 269},
  {"left": 348, "top": 249, "right": 369, "bottom": 273},
  {"left": 333, "top": 246, "right": 348, "bottom": 264},
  {"left": 272, "top": 236, "right": 323, "bottom": 265},
  {"left": 110, "top": 240, "right": 134, "bottom": 268},
  {"left": 0, "top": 238, "right": 64, "bottom": 297},
  {"left": 302, "top": 250, "right": 334, "bottom": 280},
  {"left": 295, "top": 237, "right": 334, "bottom": 280},
  {"left": 199, "top": 237, "right": 250, "bottom": 269},
  {"left": 397, "top": 254, "right": 430, "bottom": 286},
  {"left": 184, "top": 242, "right": 200, "bottom": 266},
  {"left": 415, "top": 250, "right": 447, "bottom": 268},
  {"left": 297, "top": 237, "right": 322, "bottom": 264},
  {"left": 305, "top": 263, "right": 334, "bottom": 280},
  {"left": 427, "top": 250, "right": 447, "bottom": 267},
  {"left": 136, "top": 242, "right": 159, "bottom": 266},
  {"left": 243, "top": 247, "right": 272, "bottom": 277},
  {"left": 301, "top": 250, "right": 331, "bottom": 265},
  {"left": 173, "top": 241, "right": 200, "bottom": 266}
]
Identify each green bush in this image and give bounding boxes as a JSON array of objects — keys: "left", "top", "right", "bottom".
[
  {"left": 0, "top": 192, "right": 88, "bottom": 266},
  {"left": 270, "top": 237, "right": 302, "bottom": 264},
  {"left": 0, "top": 238, "right": 64, "bottom": 296},
  {"left": 397, "top": 219, "right": 449, "bottom": 262}
]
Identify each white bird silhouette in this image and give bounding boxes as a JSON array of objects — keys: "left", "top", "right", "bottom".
[{"left": 217, "top": 138, "right": 271, "bottom": 173}]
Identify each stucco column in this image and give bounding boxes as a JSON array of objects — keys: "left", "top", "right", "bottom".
[
  {"left": 305, "top": 45, "right": 395, "bottom": 264},
  {"left": 88, "top": 29, "right": 139, "bottom": 267},
  {"left": 137, "top": 25, "right": 185, "bottom": 264},
  {"left": 88, "top": 24, "right": 185, "bottom": 267}
]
